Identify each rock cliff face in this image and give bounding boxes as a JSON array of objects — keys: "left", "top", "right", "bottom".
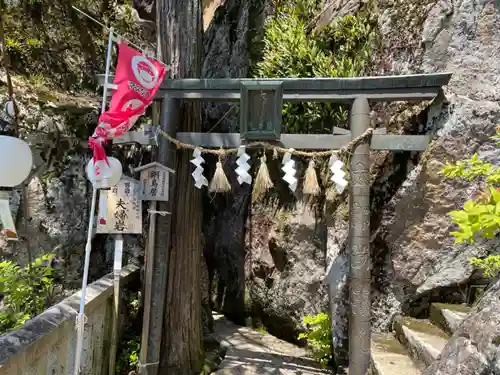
[
  {"left": 0, "top": 1, "right": 149, "bottom": 294},
  {"left": 327, "top": 0, "right": 500, "bottom": 369},
  {"left": 424, "top": 275, "right": 500, "bottom": 375},
  {"left": 202, "top": 0, "right": 500, "bottom": 373},
  {"left": 0, "top": 89, "right": 144, "bottom": 289},
  {"left": 385, "top": 0, "right": 500, "bottom": 373}
]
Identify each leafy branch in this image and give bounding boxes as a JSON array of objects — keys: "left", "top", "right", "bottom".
[
  {"left": 0, "top": 253, "right": 57, "bottom": 333},
  {"left": 441, "top": 127, "right": 500, "bottom": 278},
  {"left": 298, "top": 313, "right": 333, "bottom": 367},
  {"left": 441, "top": 153, "right": 500, "bottom": 184}
]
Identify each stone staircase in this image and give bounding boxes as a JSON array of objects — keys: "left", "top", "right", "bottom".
[
  {"left": 370, "top": 303, "right": 472, "bottom": 375},
  {"left": 212, "top": 313, "right": 330, "bottom": 374}
]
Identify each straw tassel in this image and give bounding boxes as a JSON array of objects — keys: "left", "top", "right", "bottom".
[
  {"left": 303, "top": 159, "right": 321, "bottom": 196},
  {"left": 252, "top": 153, "right": 274, "bottom": 202},
  {"left": 272, "top": 148, "right": 279, "bottom": 160},
  {"left": 209, "top": 158, "right": 231, "bottom": 193},
  {"left": 326, "top": 185, "right": 337, "bottom": 201}
]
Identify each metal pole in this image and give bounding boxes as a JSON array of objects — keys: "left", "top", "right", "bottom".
[
  {"left": 109, "top": 234, "right": 124, "bottom": 375},
  {"left": 74, "top": 27, "right": 114, "bottom": 375},
  {"left": 348, "top": 96, "right": 371, "bottom": 375},
  {"left": 138, "top": 96, "right": 179, "bottom": 375},
  {"left": 74, "top": 187, "right": 98, "bottom": 375},
  {"left": 101, "top": 27, "right": 114, "bottom": 113}
]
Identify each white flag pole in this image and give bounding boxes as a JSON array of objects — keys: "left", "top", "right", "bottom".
[{"left": 73, "top": 26, "right": 114, "bottom": 375}]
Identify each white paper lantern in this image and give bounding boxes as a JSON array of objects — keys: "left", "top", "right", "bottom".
[
  {"left": 86, "top": 157, "right": 122, "bottom": 188},
  {"left": 0, "top": 135, "right": 33, "bottom": 187},
  {"left": 5, "top": 101, "right": 15, "bottom": 118}
]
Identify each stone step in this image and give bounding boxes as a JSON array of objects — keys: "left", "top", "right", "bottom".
[
  {"left": 428, "top": 303, "right": 471, "bottom": 335},
  {"left": 371, "top": 333, "right": 422, "bottom": 375},
  {"left": 393, "top": 315, "right": 448, "bottom": 368}
]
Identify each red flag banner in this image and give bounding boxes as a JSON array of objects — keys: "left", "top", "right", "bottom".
[{"left": 89, "top": 42, "right": 166, "bottom": 179}]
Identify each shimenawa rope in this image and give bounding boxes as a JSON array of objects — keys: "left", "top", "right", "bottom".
[{"left": 158, "top": 127, "right": 374, "bottom": 158}]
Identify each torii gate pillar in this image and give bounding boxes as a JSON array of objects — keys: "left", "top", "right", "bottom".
[{"left": 349, "top": 97, "right": 371, "bottom": 375}]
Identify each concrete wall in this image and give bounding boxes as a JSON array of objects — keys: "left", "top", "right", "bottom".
[{"left": 0, "top": 265, "right": 140, "bottom": 375}]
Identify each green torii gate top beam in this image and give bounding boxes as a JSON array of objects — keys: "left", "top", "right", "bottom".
[{"left": 98, "top": 73, "right": 451, "bottom": 102}]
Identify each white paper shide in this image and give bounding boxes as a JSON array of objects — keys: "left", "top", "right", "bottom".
[
  {"left": 281, "top": 149, "right": 297, "bottom": 192},
  {"left": 96, "top": 178, "right": 142, "bottom": 234},
  {"left": 329, "top": 154, "right": 348, "bottom": 194},
  {"left": 235, "top": 146, "right": 252, "bottom": 185},
  {"left": 191, "top": 148, "right": 208, "bottom": 189}
]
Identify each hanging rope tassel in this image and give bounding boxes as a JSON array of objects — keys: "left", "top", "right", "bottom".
[
  {"left": 252, "top": 153, "right": 274, "bottom": 202},
  {"left": 326, "top": 185, "right": 336, "bottom": 201},
  {"left": 209, "top": 158, "right": 231, "bottom": 193},
  {"left": 272, "top": 148, "right": 279, "bottom": 160},
  {"left": 303, "top": 159, "right": 321, "bottom": 196}
]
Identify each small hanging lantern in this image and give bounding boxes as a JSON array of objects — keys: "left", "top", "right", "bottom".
[
  {"left": 5, "top": 100, "right": 15, "bottom": 118},
  {"left": 86, "top": 157, "right": 123, "bottom": 189},
  {"left": 0, "top": 135, "right": 33, "bottom": 187}
]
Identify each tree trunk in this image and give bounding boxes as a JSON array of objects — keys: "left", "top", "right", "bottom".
[{"left": 156, "top": 0, "right": 204, "bottom": 374}]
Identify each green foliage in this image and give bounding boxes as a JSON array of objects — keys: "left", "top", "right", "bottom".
[
  {"left": 470, "top": 256, "right": 500, "bottom": 279},
  {"left": 447, "top": 187, "right": 500, "bottom": 243},
  {"left": 441, "top": 153, "right": 500, "bottom": 184},
  {"left": 253, "top": 0, "right": 377, "bottom": 134},
  {"left": 441, "top": 127, "right": 500, "bottom": 278},
  {"left": 0, "top": 253, "right": 56, "bottom": 333},
  {"left": 115, "top": 292, "right": 141, "bottom": 374},
  {"left": 256, "top": 326, "right": 268, "bottom": 334},
  {"left": 297, "top": 313, "right": 332, "bottom": 367},
  {"left": 116, "top": 338, "right": 140, "bottom": 374},
  {"left": 3, "top": 0, "right": 143, "bottom": 90}
]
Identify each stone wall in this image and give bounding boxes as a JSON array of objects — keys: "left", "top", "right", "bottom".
[{"left": 0, "top": 265, "right": 139, "bottom": 375}]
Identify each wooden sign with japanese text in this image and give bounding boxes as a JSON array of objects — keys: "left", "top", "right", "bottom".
[
  {"left": 96, "top": 178, "right": 142, "bottom": 234},
  {"left": 0, "top": 191, "right": 18, "bottom": 241},
  {"left": 133, "top": 162, "right": 175, "bottom": 201}
]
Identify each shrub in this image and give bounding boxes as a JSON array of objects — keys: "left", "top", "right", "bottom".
[
  {"left": 298, "top": 313, "right": 333, "bottom": 367},
  {"left": 116, "top": 338, "right": 140, "bottom": 374},
  {"left": 0, "top": 253, "right": 56, "bottom": 333},
  {"left": 441, "top": 127, "right": 500, "bottom": 278},
  {"left": 252, "top": 0, "right": 377, "bottom": 134}
]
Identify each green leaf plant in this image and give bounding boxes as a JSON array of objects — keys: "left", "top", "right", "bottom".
[
  {"left": 252, "top": 0, "right": 378, "bottom": 134},
  {"left": 441, "top": 126, "right": 500, "bottom": 278},
  {"left": 0, "top": 253, "right": 56, "bottom": 333},
  {"left": 297, "top": 313, "right": 333, "bottom": 367}
]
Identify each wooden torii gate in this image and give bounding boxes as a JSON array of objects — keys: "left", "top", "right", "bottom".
[{"left": 99, "top": 73, "right": 451, "bottom": 375}]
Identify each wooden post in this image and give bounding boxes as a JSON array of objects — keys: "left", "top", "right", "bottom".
[
  {"left": 348, "top": 97, "right": 371, "bottom": 375},
  {"left": 139, "top": 97, "right": 179, "bottom": 375},
  {"left": 109, "top": 234, "right": 124, "bottom": 375}
]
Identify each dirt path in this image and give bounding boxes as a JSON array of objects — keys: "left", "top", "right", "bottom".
[{"left": 212, "top": 314, "right": 331, "bottom": 374}]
